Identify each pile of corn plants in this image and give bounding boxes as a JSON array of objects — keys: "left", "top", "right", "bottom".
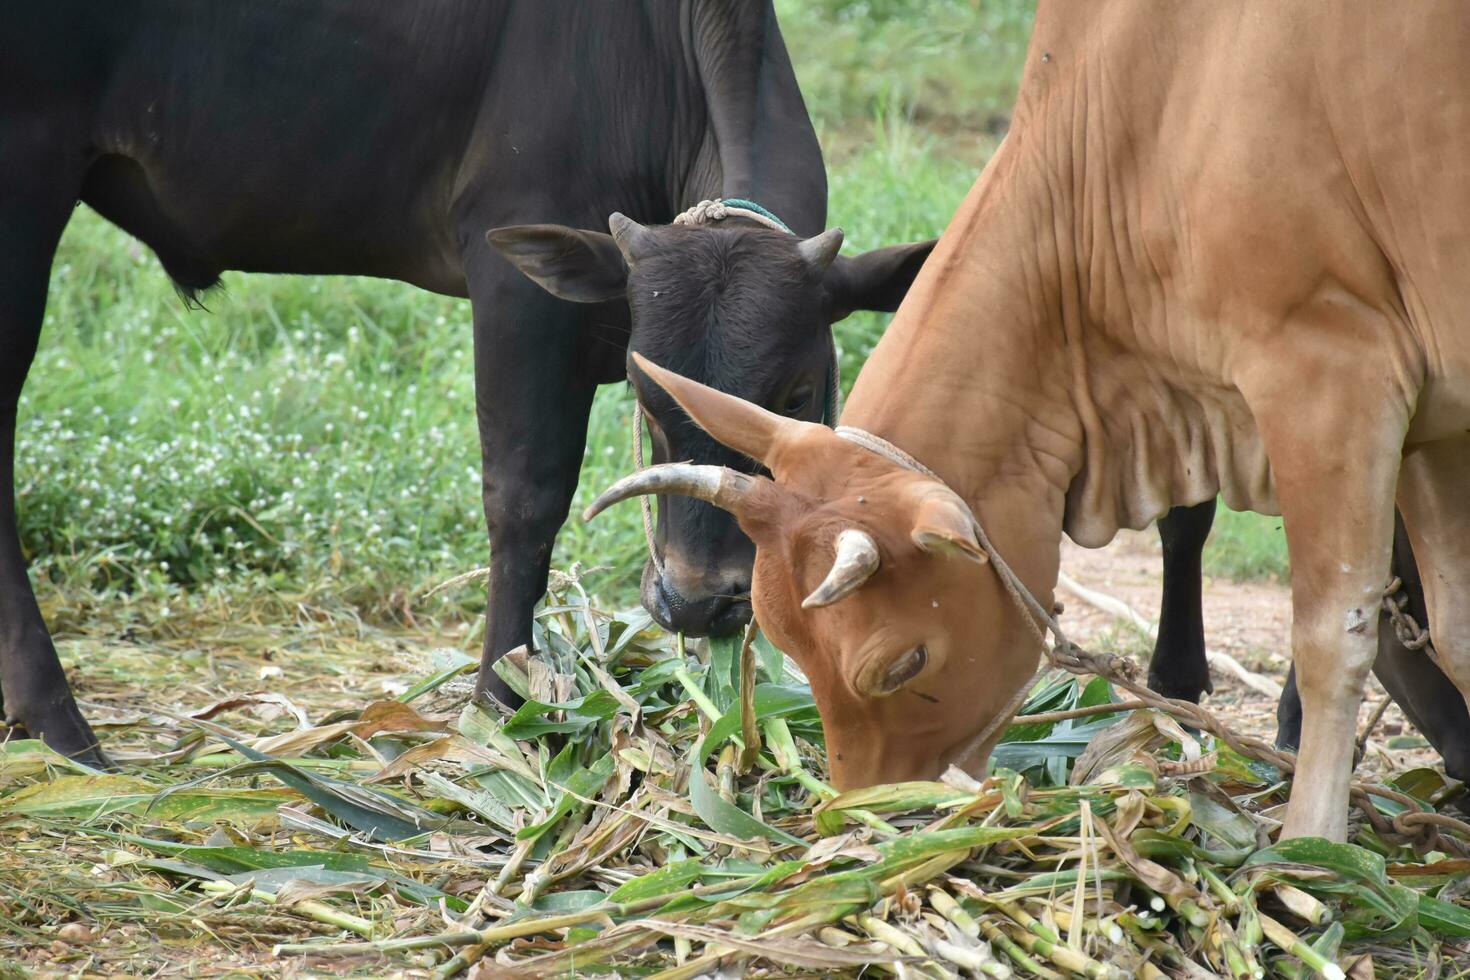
[{"left": 3, "top": 570, "right": 1469, "bottom": 978}]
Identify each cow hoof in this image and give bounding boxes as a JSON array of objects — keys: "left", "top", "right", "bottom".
[
  {"left": 1145, "top": 672, "right": 1210, "bottom": 705},
  {"left": 472, "top": 676, "right": 524, "bottom": 715},
  {"left": 4, "top": 703, "right": 113, "bottom": 771}
]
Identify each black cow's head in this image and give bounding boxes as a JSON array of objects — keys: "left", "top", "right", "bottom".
[{"left": 488, "top": 214, "right": 934, "bottom": 637}]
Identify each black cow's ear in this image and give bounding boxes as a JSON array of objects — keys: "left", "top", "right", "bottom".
[
  {"left": 486, "top": 225, "right": 627, "bottom": 303},
  {"left": 824, "top": 238, "right": 939, "bottom": 320}
]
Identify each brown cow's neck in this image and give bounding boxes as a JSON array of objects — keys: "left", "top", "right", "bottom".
[
  {"left": 841, "top": 14, "right": 1242, "bottom": 594},
  {"left": 841, "top": 132, "right": 1078, "bottom": 605},
  {"left": 847, "top": 9, "right": 1278, "bottom": 570}
]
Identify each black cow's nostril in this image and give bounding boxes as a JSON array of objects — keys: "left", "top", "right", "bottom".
[
  {"left": 647, "top": 575, "right": 749, "bottom": 637},
  {"left": 650, "top": 575, "right": 676, "bottom": 626}
]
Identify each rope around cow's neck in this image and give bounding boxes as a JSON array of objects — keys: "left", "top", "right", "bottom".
[
  {"left": 633, "top": 199, "right": 841, "bottom": 573},
  {"left": 833, "top": 425, "right": 1470, "bottom": 856},
  {"left": 674, "top": 198, "right": 792, "bottom": 233}
]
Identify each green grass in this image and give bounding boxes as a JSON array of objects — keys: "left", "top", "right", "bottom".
[
  {"left": 777, "top": 0, "right": 1035, "bottom": 138},
  {"left": 20, "top": 120, "right": 983, "bottom": 617},
  {"left": 1204, "top": 510, "right": 1291, "bottom": 584}
]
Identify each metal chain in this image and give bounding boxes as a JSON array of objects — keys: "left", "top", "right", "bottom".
[
  {"left": 1382, "top": 576, "right": 1435, "bottom": 654},
  {"left": 835, "top": 426, "right": 1470, "bottom": 857}
]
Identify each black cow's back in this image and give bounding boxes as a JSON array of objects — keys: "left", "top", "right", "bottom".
[{"left": 7, "top": 1, "right": 769, "bottom": 296}]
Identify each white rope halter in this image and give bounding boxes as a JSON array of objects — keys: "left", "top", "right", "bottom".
[{"left": 673, "top": 198, "right": 791, "bottom": 234}]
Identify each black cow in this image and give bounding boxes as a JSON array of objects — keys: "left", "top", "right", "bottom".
[
  {"left": 1151, "top": 502, "right": 1470, "bottom": 783},
  {"left": 0, "top": 1, "right": 934, "bottom": 766}
]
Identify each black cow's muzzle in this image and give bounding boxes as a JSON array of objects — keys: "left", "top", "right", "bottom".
[{"left": 641, "top": 560, "right": 752, "bottom": 636}]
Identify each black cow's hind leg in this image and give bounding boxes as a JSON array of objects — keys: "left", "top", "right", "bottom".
[
  {"left": 0, "top": 135, "right": 108, "bottom": 767},
  {"left": 1275, "top": 664, "right": 1305, "bottom": 752},
  {"left": 466, "top": 264, "right": 612, "bottom": 708},
  {"left": 1149, "top": 500, "right": 1217, "bottom": 702}
]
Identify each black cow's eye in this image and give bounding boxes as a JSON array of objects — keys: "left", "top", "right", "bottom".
[{"left": 783, "top": 385, "right": 814, "bottom": 416}]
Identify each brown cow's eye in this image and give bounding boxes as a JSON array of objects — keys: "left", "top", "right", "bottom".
[{"left": 878, "top": 644, "right": 928, "bottom": 694}]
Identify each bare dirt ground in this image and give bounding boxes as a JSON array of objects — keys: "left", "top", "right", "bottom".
[{"left": 1057, "top": 530, "right": 1448, "bottom": 784}]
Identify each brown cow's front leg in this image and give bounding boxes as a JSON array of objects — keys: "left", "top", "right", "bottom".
[
  {"left": 1250, "top": 371, "right": 1406, "bottom": 842},
  {"left": 1277, "top": 512, "right": 1470, "bottom": 785}
]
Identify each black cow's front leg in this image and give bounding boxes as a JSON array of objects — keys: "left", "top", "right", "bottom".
[
  {"left": 1149, "top": 499, "right": 1217, "bottom": 703},
  {"left": 0, "top": 150, "right": 107, "bottom": 767},
  {"left": 467, "top": 270, "right": 609, "bottom": 707}
]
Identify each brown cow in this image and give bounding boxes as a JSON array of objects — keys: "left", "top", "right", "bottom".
[{"left": 587, "top": 2, "right": 1470, "bottom": 842}]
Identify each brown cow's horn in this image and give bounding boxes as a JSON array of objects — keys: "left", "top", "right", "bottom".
[
  {"left": 582, "top": 463, "right": 754, "bottom": 522},
  {"left": 802, "top": 529, "right": 880, "bottom": 609}
]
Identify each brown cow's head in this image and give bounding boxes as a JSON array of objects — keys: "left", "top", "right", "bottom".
[
  {"left": 586, "top": 353, "right": 1045, "bottom": 789},
  {"left": 489, "top": 217, "right": 935, "bottom": 641}
]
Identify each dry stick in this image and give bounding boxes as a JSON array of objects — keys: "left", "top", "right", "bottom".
[
  {"left": 1055, "top": 570, "right": 1283, "bottom": 698},
  {"left": 276, "top": 868, "right": 785, "bottom": 962},
  {"left": 977, "top": 918, "right": 1061, "bottom": 979},
  {"left": 1015, "top": 699, "right": 1156, "bottom": 726},
  {"left": 198, "top": 879, "right": 375, "bottom": 939},
  {"left": 982, "top": 894, "right": 1128, "bottom": 980},
  {"left": 737, "top": 623, "right": 762, "bottom": 773},
  {"left": 1355, "top": 694, "right": 1392, "bottom": 762}
]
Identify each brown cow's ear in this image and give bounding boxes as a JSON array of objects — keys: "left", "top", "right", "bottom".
[
  {"left": 910, "top": 490, "right": 988, "bottom": 564},
  {"left": 825, "top": 238, "right": 939, "bottom": 320},
  {"left": 630, "top": 351, "right": 801, "bottom": 466},
  {"left": 487, "top": 224, "right": 627, "bottom": 303}
]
